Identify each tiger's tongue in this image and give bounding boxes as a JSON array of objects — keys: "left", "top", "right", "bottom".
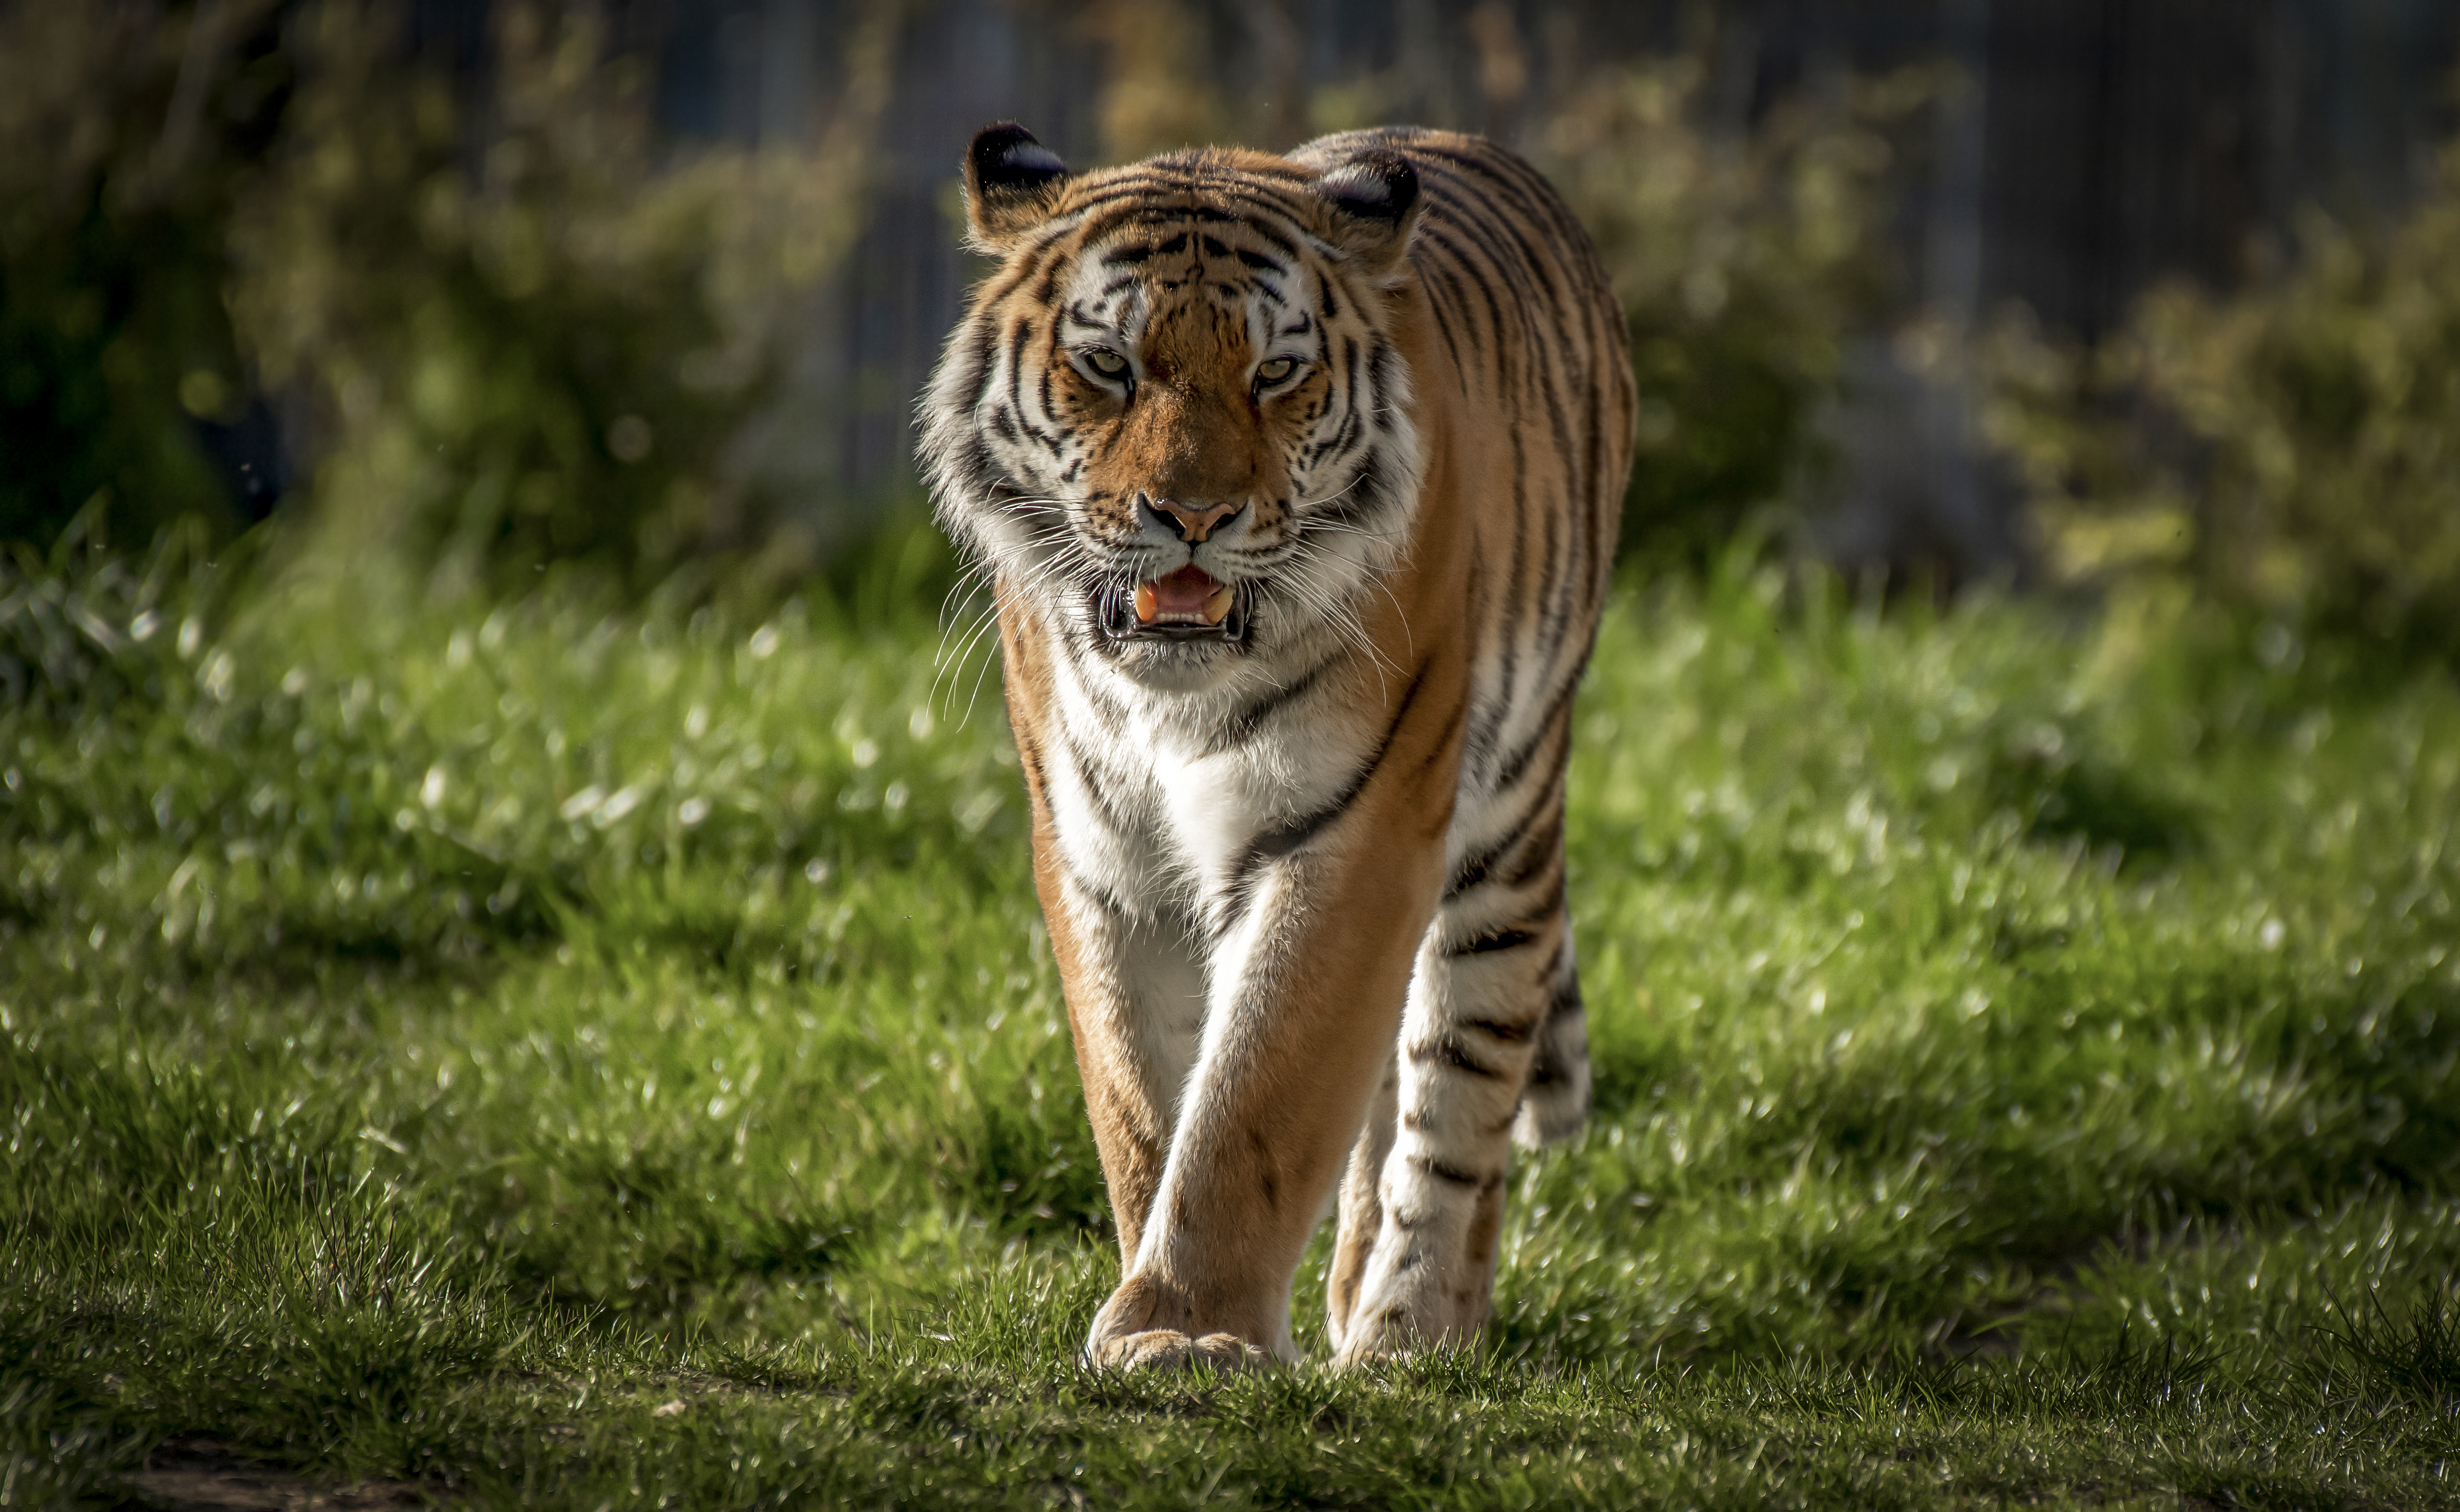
[{"left": 1137, "top": 564, "right": 1230, "bottom": 624}]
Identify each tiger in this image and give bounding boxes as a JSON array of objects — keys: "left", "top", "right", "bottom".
[{"left": 919, "top": 120, "right": 1634, "bottom": 1369}]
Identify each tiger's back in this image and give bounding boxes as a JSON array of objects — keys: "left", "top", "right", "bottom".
[
  {"left": 1317, "top": 127, "right": 1632, "bottom": 1141},
  {"left": 1292, "top": 130, "right": 1632, "bottom": 1350},
  {"left": 921, "top": 123, "right": 1632, "bottom": 1367}
]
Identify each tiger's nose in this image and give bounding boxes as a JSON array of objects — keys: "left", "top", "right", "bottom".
[{"left": 1141, "top": 496, "right": 1243, "bottom": 544}]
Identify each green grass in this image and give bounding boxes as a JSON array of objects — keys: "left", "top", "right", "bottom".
[{"left": 3, "top": 540, "right": 2457, "bottom": 1509}]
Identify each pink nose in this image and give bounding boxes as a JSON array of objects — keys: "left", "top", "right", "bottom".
[{"left": 1152, "top": 498, "right": 1240, "bottom": 543}]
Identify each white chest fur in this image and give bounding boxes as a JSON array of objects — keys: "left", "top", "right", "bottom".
[{"left": 1033, "top": 627, "right": 1371, "bottom": 923}]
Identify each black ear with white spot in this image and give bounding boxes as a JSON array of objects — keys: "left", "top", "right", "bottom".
[
  {"left": 964, "top": 122, "right": 1072, "bottom": 252},
  {"left": 1315, "top": 148, "right": 1421, "bottom": 276}
]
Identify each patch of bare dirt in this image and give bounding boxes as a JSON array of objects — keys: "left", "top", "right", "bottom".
[{"left": 116, "top": 1435, "right": 432, "bottom": 1510}]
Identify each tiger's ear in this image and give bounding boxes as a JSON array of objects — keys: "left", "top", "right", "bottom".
[
  {"left": 964, "top": 123, "right": 1072, "bottom": 254},
  {"left": 1314, "top": 148, "right": 1421, "bottom": 279}
]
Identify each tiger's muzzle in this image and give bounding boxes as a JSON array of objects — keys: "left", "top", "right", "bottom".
[{"left": 1094, "top": 495, "right": 1255, "bottom": 643}]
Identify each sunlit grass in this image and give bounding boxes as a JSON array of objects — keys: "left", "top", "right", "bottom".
[{"left": 4, "top": 544, "right": 2457, "bottom": 1508}]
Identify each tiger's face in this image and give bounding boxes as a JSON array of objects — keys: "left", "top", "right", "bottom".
[{"left": 922, "top": 127, "right": 1425, "bottom": 687}]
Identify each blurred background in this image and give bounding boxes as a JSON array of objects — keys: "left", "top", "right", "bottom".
[{"left": 8, "top": 0, "right": 2460, "bottom": 655}]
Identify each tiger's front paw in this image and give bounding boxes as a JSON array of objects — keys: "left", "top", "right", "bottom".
[
  {"left": 1085, "top": 1274, "right": 1278, "bottom": 1372},
  {"left": 1090, "top": 1328, "right": 1270, "bottom": 1372}
]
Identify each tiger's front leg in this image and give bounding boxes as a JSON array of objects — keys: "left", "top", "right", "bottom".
[
  {"left": 1033, "top": 872, "right": 1210, "bottom": 1273},
  {"left": 1062, "top": 774, "right": 1454, "bottom": 1369},
  {"left": 1023, "top": 673, "right": 1456, "bottom": 1376}
]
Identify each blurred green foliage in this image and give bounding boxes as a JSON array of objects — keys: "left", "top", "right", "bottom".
[
  {"left": 233, "top": 5, "right": 738, "bottom": 588},
  {"left": 1984, "top": 133, "right": 2460, "bottom": 666},
  {"left": 0, "top": 0, "right": 290, "bottom": 551},
  {"left": 233, "top": 5, "right": 880, "bottom": 593},
  {"left": 1541, "top": 58, "right": 1926, "bottom": 566},
  {"left": 1, "top": 0, "right": 883, "bottom": 594}
]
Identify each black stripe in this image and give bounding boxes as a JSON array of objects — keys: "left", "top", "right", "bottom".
[
  {"left": 972, "top": 242, "right": 1058, "bottom": 312},
  {"left": 1416, "top": 263, "right": 1473, "bottom": 396},
  {"left": 1057, "top": 860, "right": 1139, "bottom": 922},
  {"left": 1418, "top": 140, "right": 1594, "bottom": 257},
  {"left": 1245, "top": 664, "right": 1426, "bottom": 865},
  {"left": 1446, "top": 926, "right": 1538, "bottom": 958},
  {"left": 1498, "top": 828, "right": 1566, "bottom": 897},
  {"left": 1413, "top": 223, "right": 1494, "bottom": 338},
  {"left": 1503, "top": 415, "right": 1532, "bottom": 693},
  {"left": 1034, "top": 353, "right": 1057, "bottom": 449},
  {"left": 1303, "top": 336, "right": 1364, "bottom": 472},
  {"left": 1428, "top": 151, "right": 1579, "bottom": 333},
  {"left": 1203, "top": 654, "right": 1335, "bottom": 755},
  {"left": 1317, "top": 448, "right": 1394, "bottom": 530},
  {"left": 1445, "top": 758, "right": 1567, "bottom": 901},
  {"left": 1367, "top": 335, "right": 1403, "bottom": 399},
  {"left": 1070, "top": 195, "right": 1307, "bottom": 256},
  {"left": 950, "top": 322, "right": 997, "bottom": 394},
  {"left": 1537, "top": 445, "right": 1568, "bottom": 652},
  {"left": 1030, "top": 246, "right": 1071, "bottom": 303},
  {"left": 1407, "top": 1154, "right": 1486, "bottom": 1188},
  {"left": 1003, "top": 319, "right": 1034, "bottom": 432},
  {"left": 1410, "top": 1036, "right": 1505, "bottom": 1080},
  {"left": 1413, "top": 685, "right": 1473, "bottom": 786},
  {"left": 1418, "top": 223, "right": 1519, "bottom": 426},
  {"left": 1415, "top": 151, "right": 1594, "bottom": 546},
  {"left": 945, "top": 434, "right": 998, "bottom": 497},
  {"left": 1428, "top": 194, "right": 1541, "bottom": 333},
  {"left": 1214, "top": 657, "right": 1432, "bottom": 936},
  {"left": 1489, "top": 667, "right": 1583, "bottom": 796},
  {"left": 1463, "top": 1014, "right": 1542, "bottom": 1044}
]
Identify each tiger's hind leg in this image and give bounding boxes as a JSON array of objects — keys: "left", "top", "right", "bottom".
[
  {"left": 1511, "top": 947, "right": 1591, "bottom": 1149},
  {"left": 1326, "top": 890, "right": 1588, "bottom": 1365}
]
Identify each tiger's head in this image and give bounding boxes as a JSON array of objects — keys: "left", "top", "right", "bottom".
[{"left": 920, "top": 123, "right": 1426, "bottom": 686}]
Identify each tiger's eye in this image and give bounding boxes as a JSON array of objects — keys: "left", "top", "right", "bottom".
[
  {"left": 1256, "top": 357, "right": 1298, "bottom": 385},
  {"left": 1085, "top": 349, "right": 1128, "bottom": 378}
]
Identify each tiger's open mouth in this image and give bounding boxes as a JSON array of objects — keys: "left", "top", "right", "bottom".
[{"left": 1098, "top": 564, "right": 1248, "bottom": 643}]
